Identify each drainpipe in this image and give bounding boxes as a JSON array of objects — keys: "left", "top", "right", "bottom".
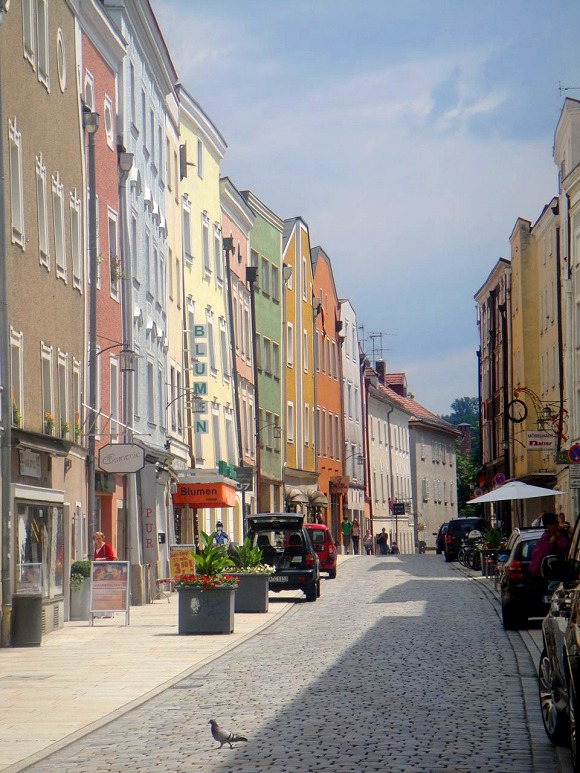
[{"left": 0, "top": 12, "right": 13, "bottom": 646}]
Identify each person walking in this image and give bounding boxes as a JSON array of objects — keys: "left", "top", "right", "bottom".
[
  {"left": 351, "top": 519, "right": 360, "bottom": 554},
  {"left": 341, "top": 515, "right": 352, "bottom": 555},
  {"left": 93, "top": 532, "right": 116, "bottom": 561},
  {"left": 376, "top": 528, "right": 389, "bottom": 555},
  {"left": 363, "top": 529, "right": 374, "bottom": 555}
]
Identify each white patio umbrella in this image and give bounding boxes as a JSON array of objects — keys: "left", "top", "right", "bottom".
[{"left": 469, "top": 480, "right": 566, "bottom": 504}]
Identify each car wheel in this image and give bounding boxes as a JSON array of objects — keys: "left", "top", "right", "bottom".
[
  {"left": 502, "top": 600, "right": 524, "bottom": 630},
  {"left": 328, "top": 569, "right": 337, "bottom": 579},
  {"left": 305, "top": 584, "right": 317, "bottom": 602},
  {"left": 539, "top": 648, "right": 569, "bottom": 746}
]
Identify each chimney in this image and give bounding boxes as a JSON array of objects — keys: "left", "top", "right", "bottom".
[{"left": 376, "top": 359, "right": 386, "bottom": 384}]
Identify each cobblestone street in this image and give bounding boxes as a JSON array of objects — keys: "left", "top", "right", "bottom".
[{"left": 25, "top": 556, "right": 562, "bottom": 772}]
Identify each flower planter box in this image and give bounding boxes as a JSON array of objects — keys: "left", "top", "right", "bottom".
[
  {"left": 70, "top": 577, "right": 91, "bottom": 621},
  {"left": 230, "top": 573, "right": 270, "bottom": 613},
  {"left": 177, "top": 586, "right": 236, "bottom": 634}
]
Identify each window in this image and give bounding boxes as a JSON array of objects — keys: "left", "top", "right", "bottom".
[
  {"left": 147, "top": 360, "right": 155, "bottom": 422},
  {"left": 22, "top": 0, "right": 36, "bottom": 65},
  {"left": 304, "top": 404, "right": 310, "bottom": 445},
  {"left": 110, "top": 358, "right": 119, "bottom": 440},
  {"left": 261, "top": 257, "right": 270, "bottom": 296},
  {"left": 168, "top": 246, "right": 174, "bottom": 301},
  {"left": 57, "top": 351, "right": 68, "bottom": 437},
  {"left": 202, "top": 214, "right": 210, "bottom": 272},
  {"left": 41, "top": 343, "right": 53, "bottom": 425},
  {"left": 85, "top": 72, "right": 95, "bottom": 111},
  {"left": 37, "top": 0, "right": 49, "bottom": 87},
  {"left": 130, "top": 62, "right": 136, "bottom": 125},
  {"left": 321, "top": 409, "right": 327, "bottom": 455},
  {"left": 182, "top": 198, "right": 193, "bottom": 261},
  {"left": 36, "top": 154, "right": 49, "bottom": 267},
  {"left": 72, "top": 358, "right": 81, "bottom": 439},
  {"left": 328, "top": 411, "right": 333, "bottom": 456},
  {"left": 331, "top": 341, "right": 338, "bottom": 378},
  {"left": 52, "top": 173, "right": 66, "bottom": 278},
  {"left": 141, "top": 90, "right": 147, "bottom": 148},
  {"left": 287, "top": 402, "right": 295, "bottom": 442},
  {"left": 287, "top": 323, "right": 294, "bottom": 367},
  {"left": 70, "top": 190, "right": 82, "bottom": 288},
  {"left": 207, "top": 311, "right": 216, "bottom": 371},
  {"left": 176, "top": 368, "right": 183, "bottom": 433},
  {"left": 9, "top": 118, "right": 25, "bottom": 247},
  {"left": 145, "top": 229, "right": 151, "bottom": 288},
  {"left": 17, "top": 503, "right": 64, "bottom": 599},
  {"left": 302, "top": 257, "right": 307, "bottom": 300},
  {"left": 272, "top": 342, "right": 280, "bottom": 378},
  {"left": 158, "top": 365, "right": 165, "bottom": 430},
  {"left": 104, "top": 97, "right": 114, "bottom": 149},
  {"left": 175, "top": 255, "right": 181, "bottom": 307},
  {"left": 303, "top": 330, "right": 308, "bottom": 372},
  {"left": 250, "top": 249, "right": 258, "bottom": 268},
  {"left": 10, "top": 329, "right": 24, "bottom": 426},
  {"left": 214, "top": 227, "right": 223, "bottom": 280},
  {"left": 271, "top": 264, "right": 280, "bottom": 301},
  {"left": 197, "top": 137, "right": 204, "bottom": 178},
  {"left": 255, "top": 333, "right": 261, "bottom": 370},
  {"left": 220, "top": 318, "right": 230, "bottom": 377},
  {"left": 57, "top": 29, "right": 67, "bottom": 92},
  {"left": 263, "top": 337, "right": 272, "bottom": 374}
]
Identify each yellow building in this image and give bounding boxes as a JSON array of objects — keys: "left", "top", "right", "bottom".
[
  {"left": 282, "top": 218, "right": 317, "bottom": 509},
  {"left": 177, "top": 87, "right": 241, "bottom": 542}
]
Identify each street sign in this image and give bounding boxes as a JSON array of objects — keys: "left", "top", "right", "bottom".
[
  {"left": 99, "top": 443, "right": 145, "bottom": 473},
  {"left": 570, "top": 466, "right": 580, "bottom": 488},
  {"left": 493, "top": 473, "right": 506, "bottom": 487},
  {"left": 392, "top": 502, "right": 405, "bottom": 516},
  {"left": 235, "top": 465, "right": 254, "bottom": 492},
  {"left": 526, "top": 431, "right": 556, "bottom": 450},
  {"left": 569, "top": 445, "right": 580, "bottom": 463}
]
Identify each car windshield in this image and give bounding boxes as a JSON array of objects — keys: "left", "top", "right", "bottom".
[{"left": 449, "top": 520, "right": 483, "bottom": 536}]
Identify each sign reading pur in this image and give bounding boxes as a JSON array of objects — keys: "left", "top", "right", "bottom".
[{"left": 192, "top": 324, "right": 208, "bottom": 434}]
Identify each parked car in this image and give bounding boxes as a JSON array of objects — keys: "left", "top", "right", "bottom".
[
  {"left": 247, "top": 513, "right": 321, "bottom": 602},
  {"left": 444, "top": 517, "right": 487, "bottom": 562},
  {"left": 434, "top": 522, "right": 448, "bottom": 554},
  {"left": 497, "top": 527, "right": 548, "bottom": 630},
  {"left": 305, "top": 523, "right": 337, "bottom": 579},
  {"left": 538, "top": 514, "right": 580, "bottom": 768}
]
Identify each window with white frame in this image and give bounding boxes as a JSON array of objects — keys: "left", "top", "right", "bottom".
[
  {"left": 243, "top": 306, "right": 251, "bottom": 363},
  {"left": 110, "top": 357, "right": 119, "bottom": 439},
  {"left": 214, "top": 226, "right": 223, "bottom": 280},
  {"left": 207, "top": 311, "right": 216, "bottom": 371},
  {"left": 108, "top": 212, "right": 119, "bottom": 295},
  {"left": 132, "top": 344, "right": 140, "bottom": 420},
  {"left": 145, "top": 229, "right": 151, "bottom": 288},
  {"left": 36, "top": 154, "right": 49, "bottom": 267},
  {"left": 176, "top": 368, "right": 183, "bottom": 433},
  {"left": 303, "top": 330, "right": 308, "bottom": 372},
  {"left": 158, "top": 365, "right": 165, "bottom": 430},
  {"left": 273, "top": 412, "right": 281, "bottom": 452},
  {"left": 182, "top": 198, "right": 192, "bottom": 262},
  {"left": 57, "top": 351, "right": 68, "bottom": 437},
  {"left": 37, "top": 0, "right": 49, "bottom": 87},
  {"left": 255, "top": 333, "right": 261, "bottom": 370},
  {"left": 321, "top": 409, "right": 327, "bottom": 455},
  {"left": 147, "top": 360, "right": 155, "bottom": 422},
  {"left": 304, "top": 403, "right": 310, "bottom": 446},
  {"left": 202, "top": 214, "right": 210, "bottom": 272},
  {"left": 22, "top": 0, "right": 36, "bottom": 66},
  {"left": 272, "top": 342, "right": 280, "bottom": 378},
  {"left": 263, "top": 337, "right": 271, "bottom": 374},
  {"left": 225, "top": 408, "right": 235, "bottom": 463},
  {"left": 328, "top": 410, "right": 333, "bottom": 456},
  {"left": 287, "top": 322, "right": 294, "bottom": 367},
  {"left": 9, "top": 118, "right": 25, "bottom": 247},
  {"left": 169, "top": 364, "right": 177, "bottom": 432},
  {"left": 104, "top": 96, "right": 114, "bottom": 150},
  {"left": 72, "top": 358, "right": 81, "bottom": 438},
  {"left": 335, "top": 415, "right": 340, "bottom": 454},
  {"left": 10, "top": 329, "right": 24, "bottom": 426},
  {"left": 219, "top": 318, "right": 230, "bottom": 377},
  {"left": 331, "top": 341, "right": 337, "bottom": 378},
  {"left": 52, "top": 173, "right": 66, "bottom": 278},
  {"left": 197, "top": 137, "right": 204, "bottom": 178},
  {"left": 261, "top": 257, "right": 270, "bottom": 296},
  {"left": 57, "top": 29, "right": 66, "bottom": 92},
  {"left": 212, "top": 405, "right": 220, "bottom": 463},
  {"left": 175, "top": 255, "right": 181, "bottom": 307},
  {"left": 70, "top": 190, "right": 82, "bottom": 288},
  {"left": 271, "top": 264, "right": 280, "bottom": 301},
  {"left": 302, "top": 257, "right": 307, "bottom": 300},
  {"left": 41, "top": 343, "right": 53, "bottom": 426},
  {"left": 287, "top": 401, "right": 295, "bottom": 442}
]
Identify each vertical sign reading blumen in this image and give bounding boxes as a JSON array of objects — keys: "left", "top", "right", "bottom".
[
  {"left": 141, "top": 463, "right": 159, "bottom": 564},
  {"left": 192, "top": 324, "right": 209, "bottom": 434}
]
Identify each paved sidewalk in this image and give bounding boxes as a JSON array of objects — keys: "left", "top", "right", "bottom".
[{"left": 0, "top": 587, "right": 306, "bottom": 771}]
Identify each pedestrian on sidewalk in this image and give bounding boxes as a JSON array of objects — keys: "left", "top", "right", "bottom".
[
  {"left": 363, "top": 529, "right": 374, "bottom": 555},
  {"left": 377, "top": 528, "right": 389, "bottom": 555},
  {"left": 93, "top": 532, "right": 116, "bottom": 561},
  {"left": 341, "top": 515, "right": 352, "bottom": 554},
  {"left": 351, "top": 519, "right": 360, "bottom": 554}
]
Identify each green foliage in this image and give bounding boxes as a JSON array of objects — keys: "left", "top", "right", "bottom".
[
  {"left": 456, "top": 451, "right": 480, "bottom": 517},
  {"left": 228, "top": 538, "right": 272, "bottom": 572},
  {"left": 441, "top": 396, "right": 481, "bottom": 467},
  {"left": 483, "top": 527, "right": 503, "bottom": 548},
  {"left": 190, "top": 531, "right": 234, "bottom": 576},
  {"left": 70, "top": 560, "right": 91, "bottom": 591}
]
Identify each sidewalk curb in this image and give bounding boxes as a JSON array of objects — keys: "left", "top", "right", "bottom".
[{"left": 2, "top": 597, "right": 300, "bottom": 773}]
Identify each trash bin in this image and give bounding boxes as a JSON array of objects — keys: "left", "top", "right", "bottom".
[{"left": 11, "top": 594, "right": 42, "bottom": 646}]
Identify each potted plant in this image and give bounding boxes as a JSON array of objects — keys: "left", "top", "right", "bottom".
[
  {"left": 70, "top": 560, "right": 91, "bottom": 621},
  {"left": 61, "top": 419, "right": 70, "bottom": 437},
  {"left": 175, "top": 531, "right": 238, "bottom": 635},
  {"left": 228, "top": 538, "right": 273, "bottom": 613},
  {"left": 479, "top": 527, "right": 504, "bottom": 577},
  {"left": 43, "top": 412, "right": 55, "bottom": 434}
]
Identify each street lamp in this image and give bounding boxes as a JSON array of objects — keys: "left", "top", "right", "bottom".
[{"left": 83, "top": 106, "right": 99, "bottom": 546}]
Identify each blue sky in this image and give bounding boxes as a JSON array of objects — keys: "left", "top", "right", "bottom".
[{"left": 152, "top": 0, "right": 580, "bottom": 415}]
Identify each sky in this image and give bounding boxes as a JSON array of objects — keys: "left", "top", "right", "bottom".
[{"left": 152, "top": 0, "right": 580, "bottom": 415}]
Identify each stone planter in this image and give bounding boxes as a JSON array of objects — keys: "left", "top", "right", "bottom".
[
  {"left": 177, "top": 586, "right": 236, "bottom": 634},
  {"left": 70, "top": 577, "right": 91, "bottom": 621},
  {"left": 230, "top": 573, "right": 270, "bottom": 613}
]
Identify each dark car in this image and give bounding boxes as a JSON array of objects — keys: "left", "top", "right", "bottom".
[
  {"left": 434, "top": 522, "right": 448, "bottom": 554},
  {"left": 497, "top": 527, "right": 549, "bottom": 630},
  {"left": 247, "top": 513, "right": 321, "bottom": 602},
  {"left": 444, "top": 517, "right": 487, "bottom": 562},
  {"left": 538, "top": 515, "right": 580, "bottom": 767},
  {"left": 305, "top": 523, "right": 337, "bottom": 579}
]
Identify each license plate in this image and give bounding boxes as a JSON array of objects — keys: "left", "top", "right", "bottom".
[{"left": 270, "top": 575, "right": 288, "bottom": 583}]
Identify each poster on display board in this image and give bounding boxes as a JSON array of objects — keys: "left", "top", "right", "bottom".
[
  {"left": 169, "top": 545, "right": 195, "bottom": 578},
  {"left": 90, "top": 561, "right": 130, "bottom": 626}
]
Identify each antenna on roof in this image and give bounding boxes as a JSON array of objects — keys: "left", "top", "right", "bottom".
[
  {"left": 559, "top": 81, "right": 580, "bottom": 96},
  {"left": 368, "top": 331, "right": 396, "bottom": 362}
]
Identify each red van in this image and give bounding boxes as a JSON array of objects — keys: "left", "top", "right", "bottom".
[{"left": 305, "top": 523, "right": 337, "bottom": 579}]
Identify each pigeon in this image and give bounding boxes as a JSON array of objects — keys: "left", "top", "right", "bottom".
[{"left": 209, "top": 718, "right": 248, "bottom": 749}]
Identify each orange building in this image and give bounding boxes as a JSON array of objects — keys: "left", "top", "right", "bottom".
[{"left": 311, "top": 247, "right": 343, "bottom": 537}]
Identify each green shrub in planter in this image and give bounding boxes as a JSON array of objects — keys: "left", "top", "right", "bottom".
[{"left": 70, "top": 560, "right": 91, "bottom": 591}]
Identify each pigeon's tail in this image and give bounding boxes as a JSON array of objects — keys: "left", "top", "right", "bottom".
[{"left": 229, "top": 734, "right": 248, "bottom": 743}]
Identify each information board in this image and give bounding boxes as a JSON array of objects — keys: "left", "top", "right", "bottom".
[
  {"left": 90, "top": 561, "right": 130, "bottom": 625},
  {"left": 169, "top": 545, "right": 196, "bottom": 578}
]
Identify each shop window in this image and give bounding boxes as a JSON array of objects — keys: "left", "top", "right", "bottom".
[{"left": 17, "top": 503, "right": 64, "bottom": 598}]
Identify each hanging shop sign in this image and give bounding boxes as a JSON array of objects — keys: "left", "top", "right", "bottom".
[
  {"left": 191, "top": 324, "right": 209, "bottom": 434},
  {"left": 171, "top": 481, "right": 237, "bottom": 508},
  {"left": 526, "top": 431, "right": 556, "bottom": 450},
  {"left": 329, "top": 475, "right": 350, "bottom": 495},
  {"left": 99, "top": 443, "right": 145, "bottom": 473}
]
